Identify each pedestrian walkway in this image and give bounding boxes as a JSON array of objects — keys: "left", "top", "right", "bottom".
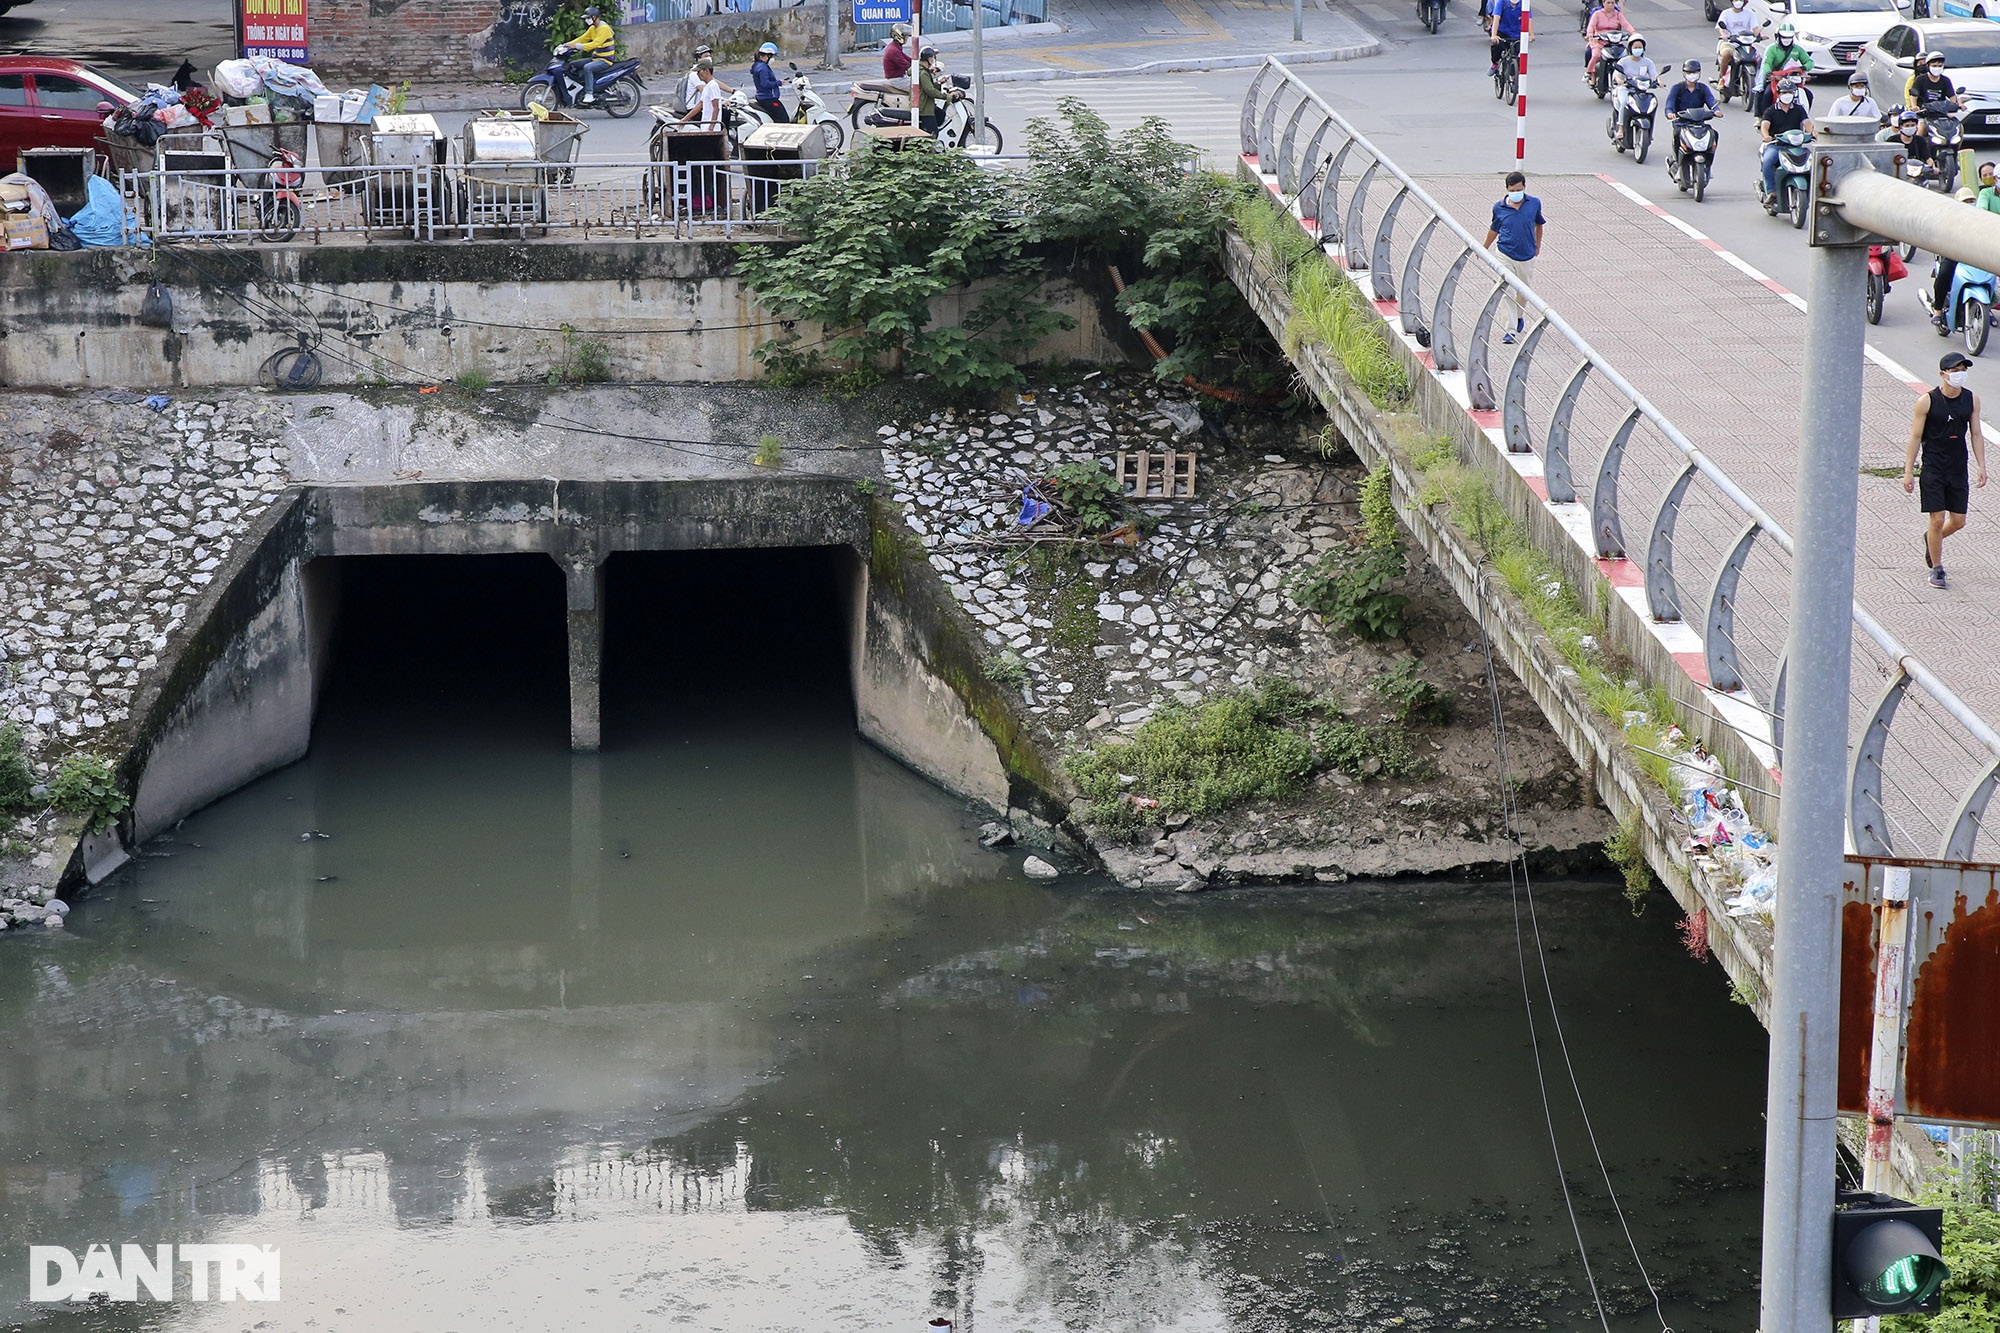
[
  {"left": 992, "top": 76, "right": 1246, "bottom": 156},
  {"left": 1407, "top": 171, "right": 2000, "bottom": 854}
]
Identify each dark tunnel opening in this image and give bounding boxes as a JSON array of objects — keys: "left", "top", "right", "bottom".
[
  {"left": 601, "top": 546, "right": 855, "bottom": 745},
  {"left": 309, "top": 547, "right": 856, "bottom": 749},
  {"left": 313, "top": 553, "right": 570, "bottom": 744}
]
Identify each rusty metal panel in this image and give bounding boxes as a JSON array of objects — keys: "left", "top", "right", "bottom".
[{"left": 1844, "top": 857, "right": 2000, "bottom": 1127}]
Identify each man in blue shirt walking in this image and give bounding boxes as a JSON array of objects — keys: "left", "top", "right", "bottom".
[{"left": 1483, "top": 171, "right": 1547, "bottom": 343}]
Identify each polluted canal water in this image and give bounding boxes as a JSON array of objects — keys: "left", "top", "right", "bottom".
[{"left": 0, "top": 551, "right": 1767, "bottom": 1330}]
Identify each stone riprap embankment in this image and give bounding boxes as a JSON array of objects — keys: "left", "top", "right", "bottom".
[
  {"left": 1, "top": 393, "right": 289, "bottom": 925},
  {"left": 879, "top": 374, "right": 1605, "bottom": 886}
]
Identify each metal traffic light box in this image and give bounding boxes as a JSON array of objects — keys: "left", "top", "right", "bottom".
[{"left": 1831, "top": 1193, "right": 1947, "bottom": 1319}]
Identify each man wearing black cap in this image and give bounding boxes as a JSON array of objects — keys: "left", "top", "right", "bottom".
[{"left": 1905, "top": 352, "right": 1988, "bottom": 589}]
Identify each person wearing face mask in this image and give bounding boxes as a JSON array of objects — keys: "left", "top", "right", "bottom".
[
  {"left": 1583, "top": 0, "right": 1634, "bottom": 85},
  {"left": 1892, "top": 107, "right": 1943, "bottom": 185},
  {"left": 1977, "top": 161, "right": 2000, "bottom": 215},
  {"left": 1612, "top": 32, "right": 1655, "bottom": 88},
  {"left": 1715, "top": 0, "right": 1766, "bottom": 92},
  {"left": 1665, "top": 57, "right": 1718, "bottom": 117},
  {"left": 1906, "top": 51, "right": 1964, "bottom": 111},
  {"left": 1906, "top": 351, "right": 1988, "bottom": 589},
  {"left": 1755, "top": 24, "right": 1812, "bottom": 118},
  {"left": 1829, "top": 72, "right": 1879, "bottom": 121},
  {"left": 1758, "top": 78, "right": 1812, "bottom": 208},
  {"left": 1482, "top": 171, "right": 1547, "bottom": 344}
]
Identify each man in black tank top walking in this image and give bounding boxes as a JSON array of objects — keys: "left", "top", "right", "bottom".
[{"left": 1904, "top": 351, "right": 1988, "bottom": 589}]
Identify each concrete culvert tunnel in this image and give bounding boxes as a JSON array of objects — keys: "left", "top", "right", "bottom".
[{"left": 310, "top": 547, "right": 859, "bottom": 751}]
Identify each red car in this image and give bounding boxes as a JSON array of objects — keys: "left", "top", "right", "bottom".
[{"left": 0, "top": 56, "right": 140, "bottom": 171}]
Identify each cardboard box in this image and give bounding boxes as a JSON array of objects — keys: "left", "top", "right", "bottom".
[
  {"left": 223, "top": 101, "right": 273, "bottom": 127},
  {"left": 5, "top": 215, "right": 50, "bottom": 251}
]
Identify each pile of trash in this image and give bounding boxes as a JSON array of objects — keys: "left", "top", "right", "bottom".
[
  {"left": 210, "top": 55, "right": 333, "bottom": 121},
  {"left": 1629, "top": 716, "right": 1777, "bottom": 917}
]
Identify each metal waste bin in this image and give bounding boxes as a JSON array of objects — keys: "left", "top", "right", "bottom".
[
  {"left": 313, "top": 119, "right": 374, "bottom": 189},
  {"left": 738, "top": 123, "right": 824, "bottom": 219},
  {"left": 457, "top": 118, "right": 544, "bottom": 227},
  {"left": 17, "top": 147, "right": 95, "bottom": 216},
  {"left": 222, "top": 120, "right": 309, "bottom": 191},
  {"left": 366, "top": 113, "right": 444, "bottom": 229}
]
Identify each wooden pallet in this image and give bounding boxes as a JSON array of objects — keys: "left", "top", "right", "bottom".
[{"left": 1115, "top": 449, "right": 1198, "bottom": 499}]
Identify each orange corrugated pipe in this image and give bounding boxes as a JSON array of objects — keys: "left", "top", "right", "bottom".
[{"left": 1106, "top": 264, "right": 1267, "bottom": 405}]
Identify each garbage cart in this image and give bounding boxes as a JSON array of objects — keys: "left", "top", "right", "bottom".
[
  {"left": 738, "top": 123, "right": 824, "bottom": 219},
  {"left": 455, "top": 117, "right": 545, "bottom": 229}
]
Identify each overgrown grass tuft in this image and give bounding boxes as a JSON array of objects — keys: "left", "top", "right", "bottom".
[
  {"left": 1070, "top": 681, "right": 1320, "bottom": 825},
  {"left": 0, "top": 727, "right": 34, "bottom": 821}
]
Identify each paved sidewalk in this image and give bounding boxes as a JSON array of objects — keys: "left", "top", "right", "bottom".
[
  {"left": 398, "top": 0, "right": 1379, "bottom": 111},
  {"left": 1409, "top": 173, "right": 2000, "bottom": 852}
]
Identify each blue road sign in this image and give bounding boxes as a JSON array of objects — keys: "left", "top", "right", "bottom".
[{"left": 855, "top": 0, "right": 913, "bottom": 21}]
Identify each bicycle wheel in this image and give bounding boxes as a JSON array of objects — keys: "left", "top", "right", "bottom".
[{"left": 260, "top": 345, "right": 323, "bottom": 391}]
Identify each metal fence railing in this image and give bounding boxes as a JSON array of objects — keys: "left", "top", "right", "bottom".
[
  {"left": 1242, "top": 57, "right": 2000, "bottom": 864},
  {"left": 113, "top": 152, "right": 1037, "bottom": 244}
]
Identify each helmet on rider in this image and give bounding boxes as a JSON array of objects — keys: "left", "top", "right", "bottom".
[
  {"left": 1683, "top": 58, "right": 1701, "bottom": 76},
  {"left": 1628, "top": 33, "right": 1646, "bottom": 54},
  {"left": 693, "top": 43, "right": 712, "bottom": 56},
  {"left": 757, "top": 41, "right": 779, "bottom": 56},
  {"left": 583, "top": 5, "right": 600, "bottom": 16},
  {"left": 1776, "top": 23, "right": 1797, "bottom": 44},
  {"left": 890, "top": 22, "right": 910, "bottom": 40},
  {"left": 1847, "top": 72, "right": 1868, "bottom": 87},
  {"left": 1926, "top": 51, "right": 1947, "bottom": 70},
  {"left": 1898, "top": 107, "right": 1921, "bottom": 128}
]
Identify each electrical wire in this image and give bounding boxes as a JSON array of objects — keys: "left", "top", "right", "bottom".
[{"left": 1475, "top": 566, "right": 1674, "bottom": 1333}]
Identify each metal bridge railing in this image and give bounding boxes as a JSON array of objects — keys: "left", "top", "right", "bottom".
[{"left": 1241, "top": 56, "right": 2000, "bottom": 862}]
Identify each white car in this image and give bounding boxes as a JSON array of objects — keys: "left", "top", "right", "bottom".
[
  {"left": 1721, "top": 0, "right": 1916, "bottom": 77},
  {"left": 1858, "top": 19, "right": 2000, "bottom": 136}
]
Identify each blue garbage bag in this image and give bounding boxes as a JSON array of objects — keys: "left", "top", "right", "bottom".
[
  {"left": 66, "top": 175, "right": 147, "bottom": 248},
  {"left": 1017, "top": 484, "right": 1051, "bottom": 527}
]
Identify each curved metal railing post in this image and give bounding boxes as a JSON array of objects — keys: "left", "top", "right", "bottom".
[
  {"left": 1343, "top": 159, "right": 1381, "bottom": 271},
  {"left": 1591, "top": 408, "right": 1638, "bottom": 557},
  {"left": 1772, "top": 650, "right": 1788, "bottom": 761},
  {"left": 1398, "top": 214, "right": 1442, "bottom": 337},
  {"left": 1944, "top": 758, "right": 2000, "bottom": 859},
  {"left": 1277, "top": 100, "right": 1312, "bottom": 194},
  {"left": 1503, "top": 323, "right": 1554, "bottom": 455},
  {"left": 1705, "top": 521, "right": 1761, "bottom": 693},
  {"left": 1431, "top": 247, "right": 1474, "bottom": 373},
  {"left": 1849, "top": 671, "right": 1912, "bottom": 856},
  {"left": 1466, "top": 280, "right": 1508, "bottom": 412},
  {"left": 1240, "top": 66, "right": 1270, "bottom": 157},
  {"left": 1370, "top": 185, "right": 1410, "bottom": 301},
  {"left": 1297, "top": 124, "right": 1333, "bottom": 224},
  {"left": 1647, "top": 464, "right": 1697, "bottom": 622}
]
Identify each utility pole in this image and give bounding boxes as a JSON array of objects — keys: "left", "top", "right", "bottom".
[
  {"left": 972, "top": 0, "right": 986, "bottom": 145},
  {"left": 826, "top": 0, "right": 843, "bottom": 69},
  {"left": 1516, "top": 0, "right": 1529, "bottom": 166},
  {"left": 1293, "top": 0, "right": 1304, "bottom": 42},
  {"left": 1759, "top": 113, "right": 1873, "bottom": 1333}
]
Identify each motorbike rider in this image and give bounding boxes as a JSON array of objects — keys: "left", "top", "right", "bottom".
[
  {"left": 1583, "top": 0, "right": 1635, "bottom": 85},
  {"left": 1828, "top": 71, "right": 1879, "bottom": 120},
  {"left": 750, "top": 42, "right": 785, "bottom": 123},
  {"left": 1754, "top": 24, "right": 1813, "bottom": 117},
  {"left": 1612, "top": 32, "right": 1656, "bottom": 88},
  {"left": 916, "top": 47, "right": 949, "bottom": 133},
  {"left": 1891, "top": 107, "right": 1942, "bottom": 177},
  {"left": 565, "top": 5, "right": 617, "bottom": 106},
  {"left": 1907, "top": 51, "right": 1966, "bottom": 111},
  {"left": 1978, "top": 160, "right": 2000, "bottom": 214},
  {"left": 1929, "top": 189, "right": 1987, "bottom": 330},
  {"left": 1665, "top": 57, "right": 1719, "bottom": 117},
  {"left": 1490, "top": 0, "right": 1531, "bottom": 78},
  {"left": 1715, "top": 0, "right": 1766, "bottom": 90},
  {"left": 883, "top": 23, "right": 915, "bottom": 79},
  {"left": 1759, "top": 77, "right": 1813, "bottom": 208}
]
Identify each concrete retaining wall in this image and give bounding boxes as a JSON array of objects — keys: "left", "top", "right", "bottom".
[
  {"left": 0, "top": 241, "right": 1123, "bottom": 391},
  {"left": 92, "top": 474, "right": 1058, "bottom": 884},
  {"left": 1221, "top": 226, "right": 1778, "bottom": 1023}
]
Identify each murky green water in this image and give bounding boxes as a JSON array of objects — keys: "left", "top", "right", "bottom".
[{"left": 0, "top": 554, "right": 1768, "bottom": 1331}]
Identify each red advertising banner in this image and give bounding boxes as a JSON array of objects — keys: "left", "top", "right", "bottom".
[{"left": 240, "top": 0, "right": 309, "bottom": 64}]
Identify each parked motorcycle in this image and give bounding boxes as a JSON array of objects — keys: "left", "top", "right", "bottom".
[
  {"left": 1764, "top": 127, "right": 1813, "bottom": 229},
  {"left": 251, "top": 145, "right": 304, "bottom": 243},
  {"left": 725, "top": 64, "right": 847, "bottom": 155},
  {"left": 1419, "top": 0, "right": 1447, "bottom": 34},
  {"left": 847, "top": 77, "right": 911, "bottom": 130},
  {"left": 521, "top": 47, "right": 645, "bottom": 118},
  {"left": 1589, "top": 34, "right": 1628, "bottom": 101},
  {"left": 1608, "top": 72, "right": 1658, "bottom": 162},
  {"left": 1866, "top": 244, "right": 1908, "bottom": 325},
  {"left": 1664, "top": 103, "right": 1718, "bottom": 201},
  {"left": 1923, "top": 255, "right": 1999, "bottom": 356},
  {"left": 862, "top": 73, "right": 1003, "bottom": 151}
]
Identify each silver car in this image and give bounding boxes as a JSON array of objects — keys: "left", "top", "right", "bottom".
[{"left": 1859, "top": 19, "right": 2000, "bottom": 135}]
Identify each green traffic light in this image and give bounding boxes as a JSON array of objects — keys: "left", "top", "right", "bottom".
[{"left": 1863, "top": 1251, "right": 1947, "bottom": 1307}]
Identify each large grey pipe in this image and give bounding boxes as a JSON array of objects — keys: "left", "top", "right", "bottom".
[{"left": 1826, "top": 145, "right": 2000, "bottom": 272}]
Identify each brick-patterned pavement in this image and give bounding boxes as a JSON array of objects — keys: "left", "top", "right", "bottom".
[{"left": 1402, "top": 175, "right": 2000, "bottom": 853}]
